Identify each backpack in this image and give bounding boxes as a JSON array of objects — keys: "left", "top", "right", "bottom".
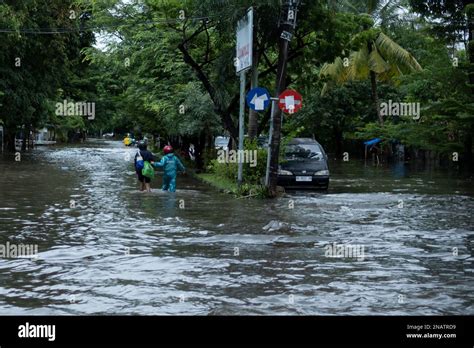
[{"left": 135, "top": 151, "right": 144, "bottom": 171}]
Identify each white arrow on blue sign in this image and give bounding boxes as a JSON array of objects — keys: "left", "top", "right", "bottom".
[{"left": 246, "top": 87, "right": 271, "bottom": 111}]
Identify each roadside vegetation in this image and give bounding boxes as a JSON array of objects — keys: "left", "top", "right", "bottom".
[{"left": 1, "top": 0, "right": 472, "bottom": 186}]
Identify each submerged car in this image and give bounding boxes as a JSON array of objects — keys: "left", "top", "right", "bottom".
[{"left": 277, "top": 138, "right": 329, "bottom": 190}]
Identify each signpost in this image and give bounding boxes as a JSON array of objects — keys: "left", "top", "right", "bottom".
[
  {"left": 246, "top": 87, "right": 270, "bottom": 112},
  {"left": 278, "top": 89, "right": 303, "bottom": 114},
  {"left": 236, "top": 8, "right": 253, "bottom": 185}
]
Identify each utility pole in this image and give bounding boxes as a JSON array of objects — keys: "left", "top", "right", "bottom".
[{"left": 266, "top": 0, "right": 300, "bottom": 196}]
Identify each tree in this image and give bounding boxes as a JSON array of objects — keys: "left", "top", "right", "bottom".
[
  {"left": 409, "top": 0, "right": 474, "bottom": 166},
  {"left": 83, "top": 0, "right": 351, "bottom": 175},
  {"left": 287, "top": 81, "right": 388, "bottom": 158},
  {"left": 0, "top": 0, "right": 94, "bottom": 151},
  {"left": 320, "top": 17, "right": 422, "bottom": 126},
  {"left": 349, "top": 22, "right": 474, "bottom": 166}
]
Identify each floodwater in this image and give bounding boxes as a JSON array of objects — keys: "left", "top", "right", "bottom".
[{"left": 0, "top": 140, "right": 473, "bottom": 315}]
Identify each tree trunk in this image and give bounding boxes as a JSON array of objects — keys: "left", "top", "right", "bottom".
[
  {"left": 4, "top": 127, "right": 16, "bottom": 152},
  {"left": 464, "top": 128, "right": 473, "bottom": 169},
  {"left": 192, "top": 132, "right": 206, "bottom": 172},
  {"left": 370, "top": 70, "right": 383, "bottom": 126},
  {"left": 334, "top": 126, "right": 343, "bottom": 158}
]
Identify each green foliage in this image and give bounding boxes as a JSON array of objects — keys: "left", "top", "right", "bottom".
[
  {"left": 321, "top": 29, "right": 422, "bottom": 91},
  {"left": 0, "top": 0, "right": 472, "bottom": 167},
  {"left": 196, "top": 173, "right": 238, "bottom": 194},
  {"left": 0, "top": 0, "right": 96, "bottom": 148},
  {"left": 54, "top": 115, "right": 86, "bottom": 142},
  {"left": 243, "top": 139, "right": 267, "bottom": 184},
  {"left": 207, "top": 159, "right": 238, "bottom": 181},
  {"left": 207, "top": 138, "right": 266, "bottom": 185}
]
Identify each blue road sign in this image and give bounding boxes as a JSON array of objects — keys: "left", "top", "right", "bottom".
[{"left": 246, "top": 87, "right": 271, "bottom": 111}]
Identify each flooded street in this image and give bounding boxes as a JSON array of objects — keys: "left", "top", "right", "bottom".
[{"left": 0, "top": 140, "right": 473, "bottom": 315}]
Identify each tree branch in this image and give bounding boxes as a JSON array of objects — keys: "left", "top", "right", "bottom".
[{"left": 178, "top": 40, "right": 238, "bottom": 138}]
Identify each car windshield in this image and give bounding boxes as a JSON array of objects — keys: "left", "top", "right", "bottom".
[{"left": 285, "top": 144, "right": 323, "bottom": 160}]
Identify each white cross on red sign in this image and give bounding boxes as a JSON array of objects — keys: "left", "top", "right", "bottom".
[{"left": 278, "top": 89, "right": 303, "bottom": 114}]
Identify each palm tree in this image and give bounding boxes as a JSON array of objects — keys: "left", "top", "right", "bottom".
[
  {"left": 322, "top": 0, "right": 421, "bottom": 125},
  {"left": 320, "top": 23, "right": 422, "bottom": 126}
]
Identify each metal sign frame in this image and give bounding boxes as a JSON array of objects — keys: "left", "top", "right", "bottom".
[{"left": 235, "top": 8, "right": 253, "bottom": 73}]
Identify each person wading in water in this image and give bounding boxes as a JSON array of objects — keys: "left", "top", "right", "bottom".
[{"left": 134, "top": 140, "right": 155, "bottom": 192}]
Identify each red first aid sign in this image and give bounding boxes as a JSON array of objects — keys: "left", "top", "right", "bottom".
[{"left": 278, "top": 89, "right": 303, "bottom": 114}]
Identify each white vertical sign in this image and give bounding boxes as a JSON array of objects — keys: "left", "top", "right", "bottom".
[{"left": 236, "top": 8, "right": 253, "bottom": 73}]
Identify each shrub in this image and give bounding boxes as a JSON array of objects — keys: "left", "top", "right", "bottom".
[{"left": 207, "top": 138, "right": 267, "bottom": 185}]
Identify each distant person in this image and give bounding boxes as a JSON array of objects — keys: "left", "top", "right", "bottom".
[
  {"left": 370, "top": 144, "right": 380, "bottom": 165},
  {"left": 154, "top": 145, "right": 185, "bottom": 192},
  {"left": 134, "top": 140, "right": 155, "bottom": 192},
  {"left": 123, "top": 134, "right": 132, "bottom": 146}
]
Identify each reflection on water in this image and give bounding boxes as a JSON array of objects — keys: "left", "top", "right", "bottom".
[{"left": 0, "top": 140, "right": 473, "bottom": 315}]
